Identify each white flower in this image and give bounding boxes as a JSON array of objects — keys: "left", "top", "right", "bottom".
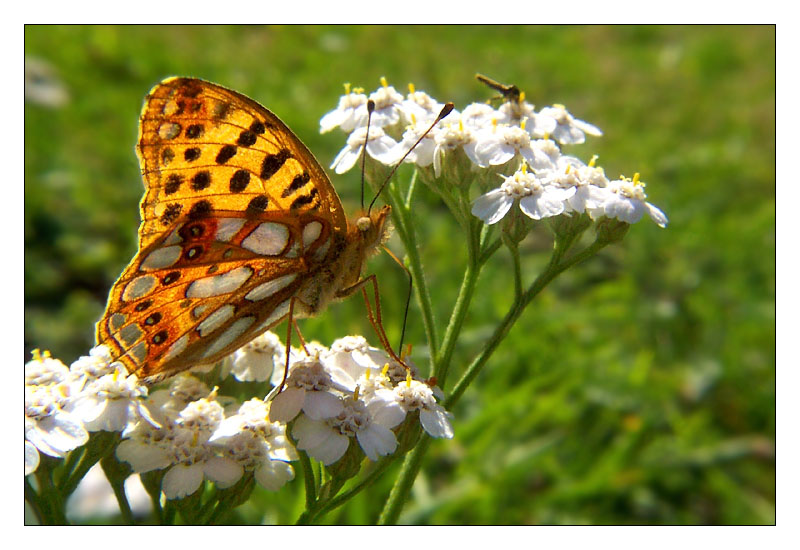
[
  {"left": 230, "top": 331, "right": 285, "bottom": 382},
  {"left": 292, "top": 394, "right": 402, "bottom": 465},
  {"left": 269, "top": 357, "right": 346, "bottom": 423},
  {"left": 324, "top": 335, "right": 394, "bottom": 390},
  {"left": 67, "top": 366, "right": 156, "bottom": 432},
  {"left": 390, "top": 115, "right": 441, "bottom": 168},
  {"left": 546, "top": 156, "right": 609, "bottom": 214},
  {"left": 366, "top": 78, "right": 405, "bottom": 128},
  {"left": 393, "top": 379, "right": 454, "bottom": 439},
  {"left": 459, "top": 102, "right": 498, "bottom": 129},
  {"left": 587, "top": 174, "right": 668, "bottom": 228},
  {"left": 25, "top": 350, "right": 70, "bottom": 388},
  {"left": 330, "top": 125, "right": 399, "bottom": 174},
  {"left": 25, "top": 385, "right": 88, "bottom": 458},
  {"left": 537, "top": 104, "right": 603, "bottom": 145},
  {"left": 433, "top": 119, "right": 480, "bottom": 177},
  {"left": 209, "top": 398, "right": 296, "bottom": 491},
  {"left": 495, "top": 100, "right": 558, "bottom": 138},
  {"left": 117, "top": 395, "right": 239, "bottom": 499},
  {"left": 471, "top": 166, "right": 575, "bottom": 224},
  {"left": 319, "top": 85, "right": 368, "bottom": 133},
  {"left": 146, "top": 374, "right": 212, "bottom": 425},
  {"left": 472, "top": 124, "right": 557, "bottom": 171},
  {"left": 25, "top": 440, "right": 40, "bottom": 475},
  {"left": 400, "top": 84, "right": 444, "bottom": 125},
  {"left": 69, "top": 345, "right": 117, "bottom": 388}
]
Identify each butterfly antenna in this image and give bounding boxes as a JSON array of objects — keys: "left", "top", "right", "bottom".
[
  {"left": 360, "top": 100, "right": 376, "bottom": 211},
  {"left": 367, "top": 102, "right": 455, "bottom": 216},
  {"left": 382, "top": 244, "right": 413, "bottom": 353}
]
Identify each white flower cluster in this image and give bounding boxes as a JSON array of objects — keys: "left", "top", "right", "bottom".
[
  {"left": 24, "top": 347, "right": 152, "bottom": 475},
  {"left": 25, "top": 332, "right": 452, "bottom": 499},
  {"left": 321, "top": 78, "right": 667, "bottom": 229},
  {"left": 263, "top": 333, "right": 454, "bottom": 466},
  {"left": 117, "top": 376, "right": 296, "bottom": 499}
]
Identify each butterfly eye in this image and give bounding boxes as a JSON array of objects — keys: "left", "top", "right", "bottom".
[{"left": 356, "top": 217, "right": 372, "bottom": 232}]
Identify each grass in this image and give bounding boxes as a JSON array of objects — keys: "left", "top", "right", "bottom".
[{"left": 24, "top": 25, "right": 775, "bottom": 525}]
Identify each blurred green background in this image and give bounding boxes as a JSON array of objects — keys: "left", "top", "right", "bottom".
[{"left": 24, "top": 25, "right": 775, "bottom": 524}]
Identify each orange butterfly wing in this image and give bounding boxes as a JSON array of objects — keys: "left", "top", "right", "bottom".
[{"left": 96, "top": 77, "right": 349, "bottom": 383}]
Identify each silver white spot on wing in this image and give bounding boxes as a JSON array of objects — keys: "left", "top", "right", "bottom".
[
  {"left": 200, "top": 316, "right": 255, "bottom": 359},
  {"left": 302, "top": 221, "right": 322, "bottom": 247},
  {"left": 215, "top": 218, "right": 246, "bottom": 242},
  {"left": 197, "top": 304, "right": 236, "bottom": 336},
  {"left": 140, "top": 245, "right": 183, "bottom": 271},
  {"left": 162, "top": 333, "right": 189, "bottom": 363},
  {"left": 110, "top": 313, "right": 127, "bottom": 331},
  {"left": 245, "top": 273, "right": 298, "bottom": 302},
  {"left": 253, "top": 299, "right": 291, "bottom": 333},
  {"left": 129, "top": 341, "right": 148, "bottom": 365},
  {"left": 119, "top": 324, "right": 143, "bottom": 346},
  {"left": 122, "top": 274, "right": 158, "bottom": 302},
  {"left": 186, "top": 266, "right": 253, "bottom": 298},
  {"left": 192, "top": 304, "right": 209, "bottom": 319},
  {"left": 241, "top": 222, "right": 289, "bottom": 256}
]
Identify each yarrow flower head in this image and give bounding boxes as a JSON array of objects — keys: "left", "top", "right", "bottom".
[
  {"left": 319, "top": 83, "right": 368, "bottom": 134},
  {"left": 537, "top": 103, "right": 603, "bottom": 145},
  {"left": 230, "top": 330, "right": 286, "bottom": 382},
  {"left": 330, "top": 125, "right": 398, "bottom": 175},
  {"left": 588, "top": 173, "right": 668, "bottom": 228},
  {"left": 471, "top": 163, "right": 575, "bottom": 224}
]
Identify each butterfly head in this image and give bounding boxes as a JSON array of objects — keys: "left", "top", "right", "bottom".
[{"left": 356, "top": 205, "right": 392, "bottom": 257}]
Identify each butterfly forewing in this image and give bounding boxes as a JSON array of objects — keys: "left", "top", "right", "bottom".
[
  {"left": 97, "top": 77, "right": 349, "bottom": 382},
  {"left": 136, "top": 77, "right": 348, "bottom": 248}
]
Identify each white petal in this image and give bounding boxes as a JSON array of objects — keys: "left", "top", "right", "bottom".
[
  {"left": 303, "top": 391, "right": 344, "bottom": 420},
  {"left": 420, "top": 408, "right": 454, "bottom": 439},
  {"left": 162, "top": 464, "right": 204, "bottom": 499},
  {"left": 367, "top": 398, "right": 406, "bottom": 429},
  {"left": 203, "top": 456, "right": 243, "bottom": 489},
  {"left": 34, "top": 415, "right": 89, "bottom": 456},
  {"left": 25, "top": 441, "right": 40, "bottom": 475},
  {"left": 269, "top": 387, "right": 305, "bottom": 423},
  {"left": 293, "top": 415, "right": 349, "bottom": 465},
  {"left": 471, "top": 190, "right": 513, "bottom": 225},
  {"left": 519, "top": 194, "right": 565, "bottom": 220},
  {"left": 319, "top": 109, "right": 346, "bottom": 133},
  {"left": 116, "top": 439, "right": 172, "bottom": 473},
  {"left": 646, "top": 202, "right": 669, "bottom": 228},
  {"left": 331, "top": 145, "right": 361, "bottom": 174},
  {"left": 605, "top": 196, "right": 642, "bottom": 224},
  {"left": 367, "top": 136, "right": 400, "bottom": 164},
  {"left": 574, "top": 118, "right": 603, "bottom": 136},
  {"left": 254, "top": 460, "right": 295, "bottom": 491},
  {"left": 356, "top": 424, "right": 397, "bottom": 461}
]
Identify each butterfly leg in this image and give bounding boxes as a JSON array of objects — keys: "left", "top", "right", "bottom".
[{"left": 338, "top": 274, "right": 411, "bottom": 372}]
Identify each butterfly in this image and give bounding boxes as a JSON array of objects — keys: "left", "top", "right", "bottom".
[{"left": 96, "top": 77, "right": 391, "bottom": 384}]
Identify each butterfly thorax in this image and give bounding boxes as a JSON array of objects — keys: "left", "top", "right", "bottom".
[{"left": 295, "top": 205, "right": 391, "bottom": 316}]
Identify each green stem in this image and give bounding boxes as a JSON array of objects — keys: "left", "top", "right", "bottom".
[
  {"left": 434, "top": 216, "right": 483, "bottom": 388},
  {"left": 315, "top": 456, "right": 396, "bottom": 518},
  {"left": 24, "top": 476, "right": 45, "bottom": 524},
  {"left": 34, "top": 461, "right": 68, "bottom": 524},
  {"left": 387, "top": 175, "right": 439, "bottom": 370},
  {"left": 377, "top": 435, "right": 432, "bottom": 525}
]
